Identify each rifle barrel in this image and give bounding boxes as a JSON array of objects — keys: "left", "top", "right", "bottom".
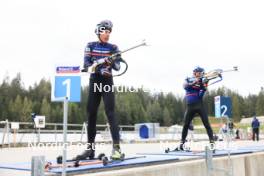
[{"left": 112, "top": 42, "right": 146, "bottom": 58}]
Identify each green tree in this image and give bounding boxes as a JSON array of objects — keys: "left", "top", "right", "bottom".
[
  {"left": 20, "top": 97, "right": 33, "bottom": 122},
  {"left": 163, "top": 107, "right": 171, "bottom": 126},
  {"left": 256, "top": 89, "right": 264, "bottom": 116},
  {"left": 50, "top": 104, "right": 63, "bottom": 123},
  {"left": 116, "top": 93, "right": 132, "bottom": 125},
  {"left": 68, "top": 103, "right": 82, "bottom": 124},
  {"left": 231, "top": 95, "right": 241, "bottom": 121},
  {"left": 245, "top": 94, "right": 257, "bottom": 117},
  {"left": 9, "top": 95, "right": 23, "bottom": 121},
  {"left": 9, "top": 73, "right": 26, "bottom": 100},
  {"left": 40, "top": 97, "right": 51, "bottom": 122},
  {"left": 0, "top": 76, "right": 10, "bottom": 120},
  {"left": 146, "top": 101, "right": 162, "bottom": 123}
]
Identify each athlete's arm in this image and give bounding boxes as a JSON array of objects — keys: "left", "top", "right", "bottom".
[
  {"left": 83, "top": 43, "right": 93, "bottom": 69},
  {"left": 111, "top": 45, "right": 121, "bottom": 71}
]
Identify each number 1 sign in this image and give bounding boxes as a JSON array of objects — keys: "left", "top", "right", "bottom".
[
  {"left": 51, "top": 66, "right": 81, "bottom": 175},
  {"left": 51, "top": 66, "right": 81, "bottom": 102}
]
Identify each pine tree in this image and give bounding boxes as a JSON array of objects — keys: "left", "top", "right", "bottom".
[
  {"left": 40, "top": 97, "right": 51, "bottom": 122},
  {"left": 20, "top": 97, "right": 33, "bottom": 122},
  {"left": 146, "top": 101, "right": 162, "bottom": 123},
  {"left": 9, "top": 95, "right": 23, "bottom": 121},
  {"left": 256, "top": 89, "right": 264, "bottom": 116},
  {"left": 163, "top": 107, "right": 171, "bottom": 126}
]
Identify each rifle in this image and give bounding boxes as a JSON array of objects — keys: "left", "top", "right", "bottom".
[
  {"left": 82, "top": 40, "right": 147, "bottom": 76},
  {"left": 188, "top": 66, "right": 238, "bottom": 86},
  {"left": 203, "top": 66, "right": 238, "bottom": 86}
]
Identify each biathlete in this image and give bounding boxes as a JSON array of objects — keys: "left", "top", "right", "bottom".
[
  {"left": 174, "top": 67, "right": 215, "bottom": 151},
  {"left": 75, "top": 20, "right": 123, "bottom": 160}
]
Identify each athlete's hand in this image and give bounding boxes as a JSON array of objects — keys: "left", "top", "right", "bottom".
[
  {"left": 104, "top": 58, "right": 113, "bottom": 66},
  {"left": 81, "top": 67, "right": 88, "bottom": 72},
  {"left": 100, "top": 67, "right": 112, "bottom": 77},
  {"left": 202, "top": 78, "right": 209, "bottom": 84}
]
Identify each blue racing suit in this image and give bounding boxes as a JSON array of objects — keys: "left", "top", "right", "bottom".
[
  {"left": 184, "top": 78, "right": 207, "bottom": 104},
  {"left": 83, "top": 41, "right": 122, "bottom": 145},
  {"left": 84, "top": 41, "right": 121, "bottom": 78},
  {"left": 180, "top": 77, "right": 214, "bottom": 143}
]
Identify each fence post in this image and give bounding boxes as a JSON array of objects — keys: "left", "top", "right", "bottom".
[{"left": 31, "top": 156, "right": 45, "bottom": 176}]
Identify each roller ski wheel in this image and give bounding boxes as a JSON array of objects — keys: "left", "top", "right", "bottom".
[
  {"left": 102, "top": 156, "right": 109, "bottom": 166},
  {"left": 209, "top": 142, "right": 216, "bottom": 154},
  {"left": 73, "top": 154, "right": 106, "bottom": 167},
  {"left": 103, "top": 152, "right": 125, "bottom": 166}
]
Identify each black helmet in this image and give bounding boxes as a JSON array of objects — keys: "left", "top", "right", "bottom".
[
  {"left": 193, "top": 66, "right": 205, "bottom": 73},
  {"left": 95, "top": 20, "right": 113, "bottom": 35}
]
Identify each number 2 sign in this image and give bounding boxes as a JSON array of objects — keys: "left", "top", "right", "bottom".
[
  {"left": 214, "top": 96, "right": 232, "bottom": 118},
  {"left": 51, "top": 66, "right": 81, "bottom": 102}
]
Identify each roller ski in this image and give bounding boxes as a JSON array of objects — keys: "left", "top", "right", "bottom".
[
  {"left": 70, "top": 144, "right": 96, "bottom": 162},
  {"left": 96, "top": 144, "right": 145, "bottom": 166},
  {"left": 46, "top": 153, "right": 106, "bottom": 171},
  {"left": 56, "top": 153, "right": 106, "bottom": 164},
  {"left": 45, "top": 158, "right": 104, "bottom": 171},
  {"left": 102, "top": 155, "right": 146, "bottom": 166},
  {"left": 165, "top": 143, "right": 191, "bottom": 153}
]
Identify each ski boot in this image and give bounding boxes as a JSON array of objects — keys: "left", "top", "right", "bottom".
[
  {"left": 173, "top": 142, "right": 185, "bottom": 151},
  {"left": 110, "top": 144, "right": 125, "bottom": 161},
  {"left": 165, "top": 142, "right": 187, "bottom": 153},
  {"left": 73, "top": 143, "right": 95, "bottom": 161}
]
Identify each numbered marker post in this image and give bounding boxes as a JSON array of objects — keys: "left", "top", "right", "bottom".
[
  {"left": 214, "top": 96, "right": 232, "bottom": 118},
  {"left": 52, "top": 66, "right": 81, "bottom": 102},
  {"left": 51, "top": 66, "right": 81, "bottom": 176},
  {"left": 214, "top": 96, "right": 233, "bottom": 173}
]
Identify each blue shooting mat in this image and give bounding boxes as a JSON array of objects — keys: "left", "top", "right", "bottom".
[
  {"left": 238, "top": 145, "right": 264, "bottom": 152},
  {"left": 0, "top": 155, "right": 180, "bottom": 174},
  {"left": 0, "top": 159, "right": 94, "bottom": 172},
  {"left": 0, "top": 161, "right": 32, "bottom": 171},
  {"left": 48, "top": 155, "right": 179, "bottom": 174},
  {"left": 2, "top": 146, "right": 262, "bottom": 173},
  {"left": 137, "top": 149, "right": 254, "bottom": 157}
]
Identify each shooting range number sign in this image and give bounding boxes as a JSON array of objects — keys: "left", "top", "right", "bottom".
[
  {"left": 52, "top": 66, "right": 81, "bottom": 102},
  {"left": 214, "top": 96, "right": 232, "bottom": 118}
]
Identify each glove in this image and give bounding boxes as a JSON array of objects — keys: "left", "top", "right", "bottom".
[
  {"left": 81, "top": 67, "right": 88, "bottom": 72},
  {"left": 193, "top": 78, "right": 202, "bottom": 86},
  {"left": 202, "top": 78, "right": 209, "bottom": 88},
  {"left": 100, "top": 67, "right": 112, "bottom": 77},
  {"left": 104, "top": 57, "right": 113, "bottom": 66},
  {"left": 94, "top": 57, "right": 112, "bottom": 67},
  {"left": 202, "top": 78, "right": 209, "bottom": 84}
]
